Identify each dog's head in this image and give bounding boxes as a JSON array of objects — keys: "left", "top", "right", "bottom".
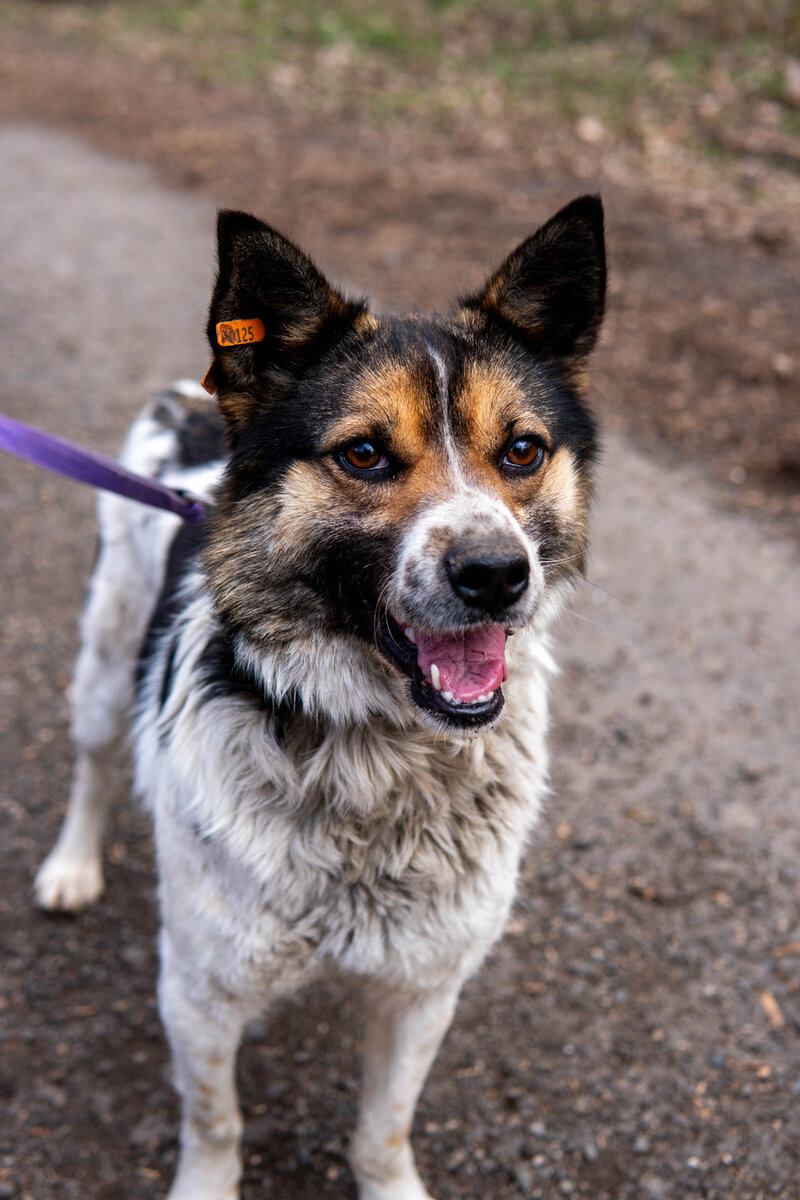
[{"left": 204, "top": 198, "right": 605, "bottom": 733}]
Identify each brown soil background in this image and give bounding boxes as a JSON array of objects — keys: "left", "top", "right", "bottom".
[
  {"left": 0, "top": 18, "right": 798, "bottom": 534},
  {"left": 0, "top": 10, "right": 799, "bottom": 1200}
]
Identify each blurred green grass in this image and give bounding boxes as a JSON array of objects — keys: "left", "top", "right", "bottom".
[{"left": 2, "top": 0, "right": 799, "bottom": 150}]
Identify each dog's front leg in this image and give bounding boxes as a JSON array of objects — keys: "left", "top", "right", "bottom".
[
  {"left": 350, "top": 974, "right": 463, "bottom": 1200},
  {"left": 159, "top": 947, "right": 246, "bottom": 1200}
]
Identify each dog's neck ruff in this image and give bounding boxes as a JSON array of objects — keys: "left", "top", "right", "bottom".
[{"left": 0, "top": 412, "right": 206, "bottom": 524}]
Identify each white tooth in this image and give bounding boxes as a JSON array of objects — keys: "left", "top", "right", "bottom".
[
  {"left": 430, "top": 663, "right": 441, "bottom": 691},
  {"left": 476, "top": 693, "right": 488, "bottom": 703},
  {"left": 405, "top": 627, "right": 417, "bottom": 643},
  {"left": 442, "top": 690, "right": 454, "bottom": 702}
]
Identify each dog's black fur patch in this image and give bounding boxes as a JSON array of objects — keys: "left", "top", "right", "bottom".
[
  {"left": 177, "top": 408, "right": 227, "bottom": 468},
  {"left": 137, "top": 521, "right": 303, "bottom": 737},
  {"left": 136, "top": 521, "right": 205, "bottom": 704}
]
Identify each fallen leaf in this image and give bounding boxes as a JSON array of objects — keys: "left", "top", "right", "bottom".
[
  {"left": 772, "top": 942, "right": 800, "bottom": 959},
  {"left": 759, "top": 990, "right": 785, "bottom": 1029}
]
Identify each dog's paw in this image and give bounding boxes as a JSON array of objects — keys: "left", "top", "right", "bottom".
[
  {"left": 167, "top": 1174, "right": 238, "bottom": 1200},
  {"left": 358, "top": 1182, "right": 434, "bottom": 1200},
  {"left": 351, "top": 1138, "right": 435, "bottom": 1200},
  {"left": 166, "top": 1144, "right": 241, "bottom": 1200},
  {"left": 167, "top": 1189, "right": 237, "bottom": 1200},
  {"left": 34, "top": 850, "right": 104, "bottom": 912}
]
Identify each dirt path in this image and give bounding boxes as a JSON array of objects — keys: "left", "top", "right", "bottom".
[{"left": 1, "top": 126, "right": 798, "bottom": 1200}]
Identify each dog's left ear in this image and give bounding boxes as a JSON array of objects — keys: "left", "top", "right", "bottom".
[
  {"left": 208, "top": 210, "right": 368, "bottom": 430},
  {"left": 461, "top": 194, "right": 606, "bottom": 376}
]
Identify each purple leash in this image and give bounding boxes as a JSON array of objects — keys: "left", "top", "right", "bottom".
[{"left": 0, "top": 412, "right": 206, "bottom": 524}]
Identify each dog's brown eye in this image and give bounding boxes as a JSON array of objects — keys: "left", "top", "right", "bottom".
[
  {"left": 341, "top": 440, "right": 389, "bottom": 472},
  {"left": 503, "top": 437, "right": 545, "bottom": 470}
]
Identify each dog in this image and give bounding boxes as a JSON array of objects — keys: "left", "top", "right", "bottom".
[{"left": 34, "top": 195, "right": 605, "bottom": 1200}]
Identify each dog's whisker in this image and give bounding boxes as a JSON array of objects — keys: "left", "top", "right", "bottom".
[
  {"left": 560, "top": 605, "right": 604, "bottom": 626},
  {"left": 581, "top": 577, "right": 632, "bottom": 608},
  {"left": 539, "top": 551, "right": 586, "bottom": 566},
  {"left": 372, "top": 578, "right": 394, "bottom": 646}
]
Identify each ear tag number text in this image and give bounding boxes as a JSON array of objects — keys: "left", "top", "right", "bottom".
[{"left": 216, "top": 318, "right": 266, "bottom": 347}]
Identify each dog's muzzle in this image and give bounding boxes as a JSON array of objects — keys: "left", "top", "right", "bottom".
[{"left": 372, "top": 513, "right": 541, "bottom": 729}]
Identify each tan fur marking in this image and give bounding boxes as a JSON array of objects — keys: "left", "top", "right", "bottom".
[
  {"left": 384, "top": 446, "right": 452, "bottom": 524},
  {"left": 279, "top": 284, "right": 357, "bottom": 350},
  {"left": 216, "top": 390, "right": 260, "bottom": 428},
  {"left": 311, "top": 349, "right": 552, "bottom": 534},
  {"left": 316, "top": 358, "right": 460, "bottom": 526},
  {"left": 273, "top": 461, "right": 340, "bottom": 533},
  {"left": 452, "top": 358, "right": 556, "bottom": 520},
  {"left": 280, "top": 311, "right": 325, "bottom": 348},
  {"left": 456, "top": 360, "right": 550, "bottom": 460},
  {"left": 561, "top": 362, "right": 591, "bottom": 395},
  {"left": 537, "top": 446, "right": 585, "bottom": 525},
  {"left": 321, "top": 360, "right": 431, "bottom": 460},
  {"left": 482, "top": 273, "right": 544, "bottom": 336},
  {"left": 353, "top": 311, "right": 380, "bottom": 335}
]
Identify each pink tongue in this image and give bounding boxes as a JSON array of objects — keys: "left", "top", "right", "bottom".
[{"left": 415, "top": 625, "right": 507, "bottom": 703}]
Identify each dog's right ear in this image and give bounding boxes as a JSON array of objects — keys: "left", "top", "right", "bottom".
[{"left": 207, "top": 211, "right": 369, "bottom": 430}]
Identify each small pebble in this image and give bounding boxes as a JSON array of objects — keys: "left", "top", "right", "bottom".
[
  {"left": 576, "top": 115, "right": 606, "bottom": 144},
  {"left": 512, "top": 1161, "right": 534, "bottom": 1194}
]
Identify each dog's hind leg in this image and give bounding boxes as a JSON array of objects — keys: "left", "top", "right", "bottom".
[
  {"left": 35, "top": 489, "right": 178, "bottom": 911},
  {"left": 350, "top": 975, "right": 464, "bottom": 1200}
]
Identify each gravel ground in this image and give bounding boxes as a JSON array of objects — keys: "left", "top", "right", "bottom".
[{"left": 1, "top": 126, "right": 799, "bottom": 1200}]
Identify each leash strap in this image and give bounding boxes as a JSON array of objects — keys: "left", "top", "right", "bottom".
[{"left": 0, "top": 412, "right": 206, "bottom": 524}]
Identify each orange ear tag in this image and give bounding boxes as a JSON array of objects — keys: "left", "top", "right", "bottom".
[{"left": 215, "top": 318, "right": 266, "bottom": 347}]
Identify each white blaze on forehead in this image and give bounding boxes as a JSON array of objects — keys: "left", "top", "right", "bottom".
[
  {"left": 417, "top": 339, "right": 531, "bottom": 546},
  {"left": 426, "top": 340, "right": 468, "bottom": 488},
  {"left": 422, "top": 341, "right": 530, "bottom": 535},
  {"left": 427, "top": 342, "right": 450, "bottom": 402}
]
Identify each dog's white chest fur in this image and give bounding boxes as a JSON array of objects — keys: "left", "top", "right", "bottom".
[{"left": 136, "top": 585, "right": 551, "bottom": 1000}]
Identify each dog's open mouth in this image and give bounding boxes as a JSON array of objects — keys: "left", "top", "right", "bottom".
[{"left": 375, "top": 611, "right": 507, "bottom": 728}]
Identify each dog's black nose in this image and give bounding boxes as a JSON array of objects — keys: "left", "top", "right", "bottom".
[{"left": 445, "top": 550, "right": 530, "bottom": 611}]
